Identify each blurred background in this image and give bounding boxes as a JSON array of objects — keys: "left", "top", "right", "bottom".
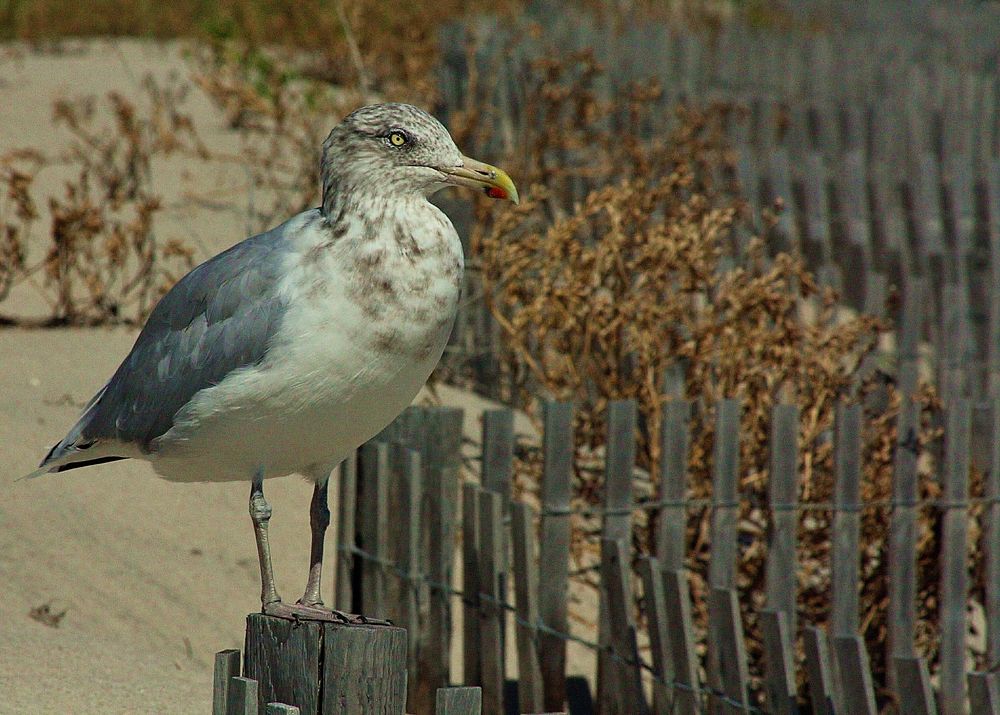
[{"left": 1, "top": 1, "right": 999, "bottom": 713}]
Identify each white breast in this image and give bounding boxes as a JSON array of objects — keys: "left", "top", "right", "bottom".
[{"left": 149, "top": 202, "right": 463, "bottom": 483}]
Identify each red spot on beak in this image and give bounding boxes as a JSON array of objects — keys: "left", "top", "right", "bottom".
[{"left": 486, "top": 186, "right": 508, "bottom": 200}]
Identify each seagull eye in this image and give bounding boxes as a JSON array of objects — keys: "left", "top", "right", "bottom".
[{"left": 387, "top": 131, "right": 408, "bottom": 147}]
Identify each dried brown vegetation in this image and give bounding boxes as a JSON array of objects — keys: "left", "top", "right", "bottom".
[{"left": 0, "top": 76, "right": 201, "bottom": 325}]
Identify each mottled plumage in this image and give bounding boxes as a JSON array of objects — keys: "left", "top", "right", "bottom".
[{"left": 29, "top": 102, "right": 517, "bottom": 620}]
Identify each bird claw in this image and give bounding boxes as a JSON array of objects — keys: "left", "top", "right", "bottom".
[{"left": 262, "top": 600, "right": 392, "bottom": 626}]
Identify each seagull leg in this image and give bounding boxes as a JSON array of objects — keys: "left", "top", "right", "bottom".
[
  {"left": 249, "top": 468, "right": 281, "bottom": 608},
  {"left": 298, "top": 478, "right": 329, "bottom": 607}
]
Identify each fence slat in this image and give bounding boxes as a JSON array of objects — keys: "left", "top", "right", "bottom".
[
  {"left": 420, "top": 407, "right": 464, "bottom": 712},
  {"left": 893, "top": 656, "right": 938, "bottom": 715},
  {"left": 986, "top": 399, "right": 1000, "bottom": 668},
  {"left": 334, "top": 455, "right": 357, "bottom": 612},
  {"left": 478, "top": 489, "right": 505, "bottom": 715},
  {"left": 213, "top": 649, "right": 241, "bottom": 715},
  {"left": 265, "top": 705, "right": 300, "bottom": 715},
  {"left": 832, "top": 402, "right": 863, "bottom": 639},
  {"left": 597, "top": 400, "right": 637, "bottom": 714},
  {"left": 969, "top": 672, "right": 1000, "bottom": 715},
  {"left": 640, "top": 556, "right": 674, "bottom": 714},
  {"left": 227, "top": 677, "right": 258, "bottom": 715},
  {"left": 462, "top": 483, "right": 481, "bottom": 687},
  {"left": 511, "top": 501, "right": 544, "bottom": 714},
  {"left": 539, "top": 401, "right": 574, "bottom": 711},
  {"left": 436, "top": 686, "right": 484, "bottom": 715},
  {"left": 708, "top": 588, "right": 750, "bottom": 715},
  {"left": 760, "top": 609, "right": 797, "bottom": 715},
  {"left": 662, "top": 569, "right": 700, "bottom": 715},
  {"left": 601, "top": 538, "right": 649, "bottom": 715},
  {"left": 940, "top": 399, "right": 972, "bottom": 715},
  {"left": 707, "top": 399, "right": 741, "bottom": 712},
  {"left": 391, "top": 444, "right": 422, "bottom": 708},
  {"left": 359, "top": 442, "right": 389, "bottom": 618},
  {"left": 766, "top": 404, "right": 799, "bottom": 634},
  {"left": 803, "top": 626, "right": 835, "bottom": 715},
  {"left": 657, "top": 400, "right": 691, "bottom": 572},
  {"left": 832, "top": 635, "right": 878, "bottom": 715}
]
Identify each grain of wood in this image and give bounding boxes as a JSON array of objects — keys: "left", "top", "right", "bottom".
[
  {"left": 244, "top": 614, "right": 323, "bottom": 715},
  {"left": 321, "top": 623, "right": 407, "bottom": 715},
  {"left": 227, "top": 677, "right": 259, "bottom": 715},
  {"left": 893, "top": 656, "right": 938, "bottom": 715},
  {"left": 214, "top": 649, "right": 241, "bottom": 715},
  {"left": 539, "top": 401, "right": 573, "bottom": 711},
  {"left": 984, "top": 400, "right": 1000, "bottom": 667},
  {"left": 436, "top": 686, "right": 483, "bottom": 715}
]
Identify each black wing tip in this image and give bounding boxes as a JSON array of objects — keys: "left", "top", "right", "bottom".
[{"left": 53, "top": 456, "right": 128, "bottom": 473}]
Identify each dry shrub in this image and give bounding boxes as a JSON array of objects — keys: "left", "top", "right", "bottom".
[
  {"left": 467, "top": 50, "right": 978, "bottom": 703},
  {"left": 0, "top": 76, "right": 200, "bottom": 325}
]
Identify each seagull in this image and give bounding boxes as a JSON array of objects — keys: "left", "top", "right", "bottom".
[{"left": 26, "top": 102, "right": 518, "bottom": 622}]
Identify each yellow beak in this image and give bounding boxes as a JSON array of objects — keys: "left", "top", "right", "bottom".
[{"left": 439, "top": 155, "right": 519, "bottom": 204}]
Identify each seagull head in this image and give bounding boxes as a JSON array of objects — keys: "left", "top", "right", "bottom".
[{"left": 320, "top": 103, "right": 518, "bottom": 213}]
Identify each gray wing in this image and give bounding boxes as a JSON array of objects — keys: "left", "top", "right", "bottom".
[{"left": 47, "top": 215, "right": 302, "bottom": 462}]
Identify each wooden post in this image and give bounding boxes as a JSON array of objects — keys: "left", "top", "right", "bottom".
[
  {"left": 893, "top": 657, "right": 938, "bottom": 715},
  {"left": 766, "top": 404, "right": 799, "bottom": 635},
  {"left": 243, "top": 615, "right": 406, "bottom": 715},
  {"left": 760, "top": 609, "right": 797, "bottom": 715},
  {"left": 228, "top": 677, "right": 259, "bottom": 715},
  {"left": 214, "top": 649, "right": 242, "bottom": 715},
  {"left": 831, "top": 402, "right": 862, "bottom": 639},
  {"left": 334, "top": 455, "right": 357, "bottom": 612},
  {"left": 511, "top": 501, "right": 544, "bottom": 713},
  {"left": 539, "top": 401, "right": 573, "bottom": 711},
  {"left": 436, "top": 686, "right": 483, "bottom": 715},
  {"left": 479, "top": 489, "right": 505, "bottom": 715},
  {"left": 597, "top": 400, "right": 637, "bottom": 714},
  {"left": 481, "top": 408, "right": 514, "bottom": 676},
  {"left": 662, "top": 569, "right": 701, "bottom": 715},
  {"left": 657, "top": 399, "right": 691, "bottom": 572},
  {"left": 940, "top": 400, "right": 972, "bottom": 715}
]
